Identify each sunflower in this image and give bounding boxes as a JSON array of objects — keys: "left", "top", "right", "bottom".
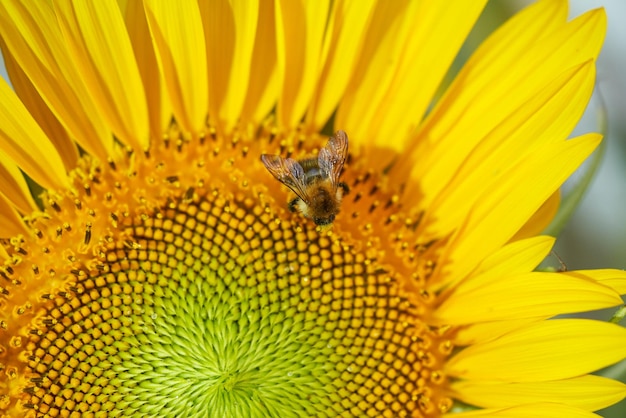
[{"left": 0, "top": 0, "right": 625, "bottom": 417}]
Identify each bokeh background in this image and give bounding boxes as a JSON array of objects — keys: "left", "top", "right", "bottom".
[
  {"left": 1, "top": 1, "right": 624, "bottom": 416},
  {"left": 543, "top": 0, "right": 625, "bottom": 272}
]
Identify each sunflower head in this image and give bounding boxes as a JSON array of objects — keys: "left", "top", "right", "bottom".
[{"left": 1, "top": 1, "right": 625, "bottom": 417}]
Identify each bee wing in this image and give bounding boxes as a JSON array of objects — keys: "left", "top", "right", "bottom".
[
  {"left": 260, "top": 154, "right": 311, "bottom": 203},
  {"left": 318, "top": 130, "right": 348, "bottom": 189}
]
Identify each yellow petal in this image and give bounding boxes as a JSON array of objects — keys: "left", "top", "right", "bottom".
[
  {"left": 566, "top": 269, "right": 626, "bottom": 295},
  {"left": 432, "top": 236, "right": 555, "bottom": 325},
  {"left": 199, "top": 0, "right": 258, "bottom": 133},
  {"left": 442, "top": 133, "right": 601, "bottom": 287},
  {"left": 121, "top": 0, "right": 172, "bottom": 138},
  {"left": 447, "top": 319, "right": 626, "bottom": 382},
  {"left": 0, "top": 0, "right": 112, "bottom": 160},
  {"left": 1, "top": 41, "right": 78, "bottom": 170},
  {"left": 444, "top": 402, "right": 603, "bottom": 418},
  {"left": 423, "top": 60, "right": 595, "bottom": 233},
  {"left": 337, "top": 1, "right": 486, "bottom": 154},
  {"left": 333, "top": 1, "right": 409, "bottom": 150},
  {"left": 0, "top": 148, "right": 38, "bottom": 214},
  {"left": 474, "top": 235, "right": 555, "bottom": 277},
  {"left": 53, "top": 0, "right": 149, "bottom": 151},
  {"left": 513, "top": 189, "right": 560, "bottom": 240},
  {"left": 304, "top": 0, "right": 377, "bottom": 131},
  {"left": 453, "top": 317, "right": 545, "bottom": 347},
  {"left": 220, "top": 0, "right": 259, "bottom": 130},
  {"left": 144, "top": 0, "right": 208, "bottom": 135},
  {"left": 275, "top": 0, "right": 330, "bottom": 128},
  {"left": 452, "top": 375, "right": 626, "bottom": 411},
  {"left": 240, "top": 0, "right": 278, "bottom": 125},
  {"left": 0, "top": 77, "right": 69, "bottom": 190},
  {"left": 436, "top": 272, "right": 622, "bottom": 324},
  {"left": 409, "top": 3, "right": 605, "bottom": 205},
  {"left": 0, "top": 189, "right": 28, "bottom": 237}
]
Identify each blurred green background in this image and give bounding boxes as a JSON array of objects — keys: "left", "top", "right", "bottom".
[{"left": 1, "top": 0, "right": 624, "bottom": 416}]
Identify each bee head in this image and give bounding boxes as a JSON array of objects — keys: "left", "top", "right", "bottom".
[{"left": 313, "top": 214, "right": 335, "bottom": 226}]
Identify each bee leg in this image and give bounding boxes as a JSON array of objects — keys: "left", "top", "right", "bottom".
[
  {"left": 338, "top": 182, "right": 350, "bottom": 195},
  {"left": 288, "top": 197, "right": 300, "bottom": 213}
]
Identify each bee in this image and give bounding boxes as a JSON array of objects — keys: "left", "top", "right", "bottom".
[{"left": 261, "top": 130, "right": 350, "bottom": 226}]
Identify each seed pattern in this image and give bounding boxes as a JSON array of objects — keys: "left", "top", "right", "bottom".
[{"left": 1, "top": 130, "right": 453, "bottom": 417}]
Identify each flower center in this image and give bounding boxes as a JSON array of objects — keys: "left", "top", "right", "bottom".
[{"left": 2, "top": 129, "right": 453, "bottom": 417}]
